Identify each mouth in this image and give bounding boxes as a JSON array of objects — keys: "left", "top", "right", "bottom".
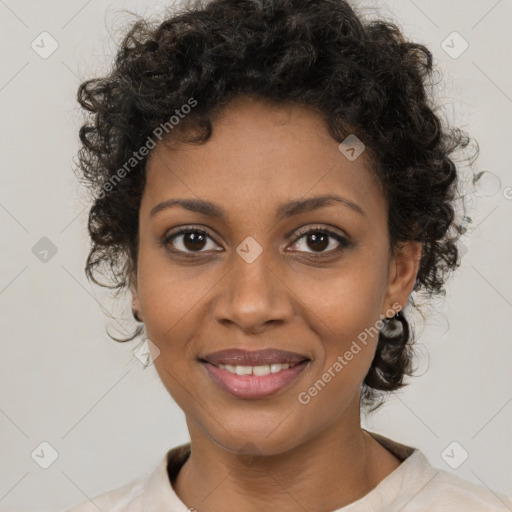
[{"left": 199, "top": 357, "right": 311, "bottom": 399}]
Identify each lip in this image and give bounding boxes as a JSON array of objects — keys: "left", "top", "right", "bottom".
[
  {"left": 200, "top": 348, "right": 310, "bottom": 366},
  {"left": 200, "top": 359, "right": 310, "bottom": 399}
]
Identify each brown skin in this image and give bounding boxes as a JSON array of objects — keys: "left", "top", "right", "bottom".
[{"left": 130, "top": 96, "right": 422, "bottom": 511}]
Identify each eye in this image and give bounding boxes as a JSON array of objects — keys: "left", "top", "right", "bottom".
[
  {"left": 288, "top": 226, "right": 350, "bottom": 256},
  {"left": 162, "top": 224, "right": 350, "bottom": 258},
  {"left": 162, "top": 226, "right": 221, "bottom": 256}
]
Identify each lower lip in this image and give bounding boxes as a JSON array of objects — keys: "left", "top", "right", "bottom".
[{"left": 201, "top": 361, "right": 310, "bottom": 399}]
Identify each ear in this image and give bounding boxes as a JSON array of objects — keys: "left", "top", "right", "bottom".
[
  {"left": 382, "top": 241, "right": 422, "bottom": 316},
  {"left": 130, "top": 270, "right": 143, "bottom": 321}
]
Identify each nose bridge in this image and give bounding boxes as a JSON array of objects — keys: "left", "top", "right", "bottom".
[
  {"left": 232, "top": 245, "right": 275, "bottom": 298},
  {"left": 212, "top": 241, "right": 293, "bottom": 331}
]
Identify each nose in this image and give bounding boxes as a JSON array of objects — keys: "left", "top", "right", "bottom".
[{"left": 211, "top": 248, "right": 294, "bottom": 334}]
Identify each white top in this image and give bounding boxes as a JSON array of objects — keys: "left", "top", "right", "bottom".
[{"left": 63, "top": 431, "right": 512, "bottom": 511}]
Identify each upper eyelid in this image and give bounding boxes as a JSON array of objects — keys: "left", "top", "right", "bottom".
[
  {"left": 287, "top": 227, "right": 348, "bottom": 251},
  {"left": 292, "top": 225, "right": 347, "bottom": 240},
  {"left": 165, "top": 225, "right": 221, "bottom": 244}
]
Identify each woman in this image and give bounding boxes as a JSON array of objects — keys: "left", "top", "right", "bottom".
[{"left": 65, "top": 0, "right": 511, "bottom": 510}]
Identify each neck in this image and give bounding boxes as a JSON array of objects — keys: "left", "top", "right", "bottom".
[{"left": 172, "top": 399, "right": 401, "bottom": 512}]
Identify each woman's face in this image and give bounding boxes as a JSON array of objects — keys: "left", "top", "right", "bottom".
[{"left": 131, "top": 96, "right": 420, "bottom": 454}]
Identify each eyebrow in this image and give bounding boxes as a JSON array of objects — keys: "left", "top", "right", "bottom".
[{"left": 149, "top": 194, "right": 365, "bottom": 220}]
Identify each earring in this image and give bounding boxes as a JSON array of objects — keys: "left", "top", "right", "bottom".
[
  {"left": 381, "top": 311, "right": 404, "bottom": 337},
  {"left": 132, "top": 309, "right": 142, "bottom": 322}
]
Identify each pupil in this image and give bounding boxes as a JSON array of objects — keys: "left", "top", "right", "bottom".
[
  {"left": 308, "top": 233, "right": 328, "bottom": 252},
  {"left": 184, "top": 232, "right": 206, "bottom": 251}
]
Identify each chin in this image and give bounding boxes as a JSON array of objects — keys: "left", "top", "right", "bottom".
[{"left": 206, "top": 417, "right": 307, "bottom": 456}]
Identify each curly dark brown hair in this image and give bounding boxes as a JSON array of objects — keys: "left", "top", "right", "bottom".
[{"left": 75, "top": 0, "right": 478, "bottom": 410}]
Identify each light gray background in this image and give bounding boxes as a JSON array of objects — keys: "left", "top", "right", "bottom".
[{"left": 1, "top": 0, "right": 511, "bottom": 510}]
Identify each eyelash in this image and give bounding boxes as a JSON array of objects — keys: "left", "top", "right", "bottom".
[{"left": 161, "top": 224, "right": 350, "bottom": 259}]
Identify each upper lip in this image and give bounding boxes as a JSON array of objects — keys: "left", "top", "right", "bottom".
[{"left": 200, "top": 348, "right": 310, "bottom": 367}]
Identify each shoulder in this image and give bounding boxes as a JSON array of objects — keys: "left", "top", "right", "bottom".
[
  {"left": 62, "top": 443, "right": 191, "bottom": 512},
  {"left": 395, "top": 450, "right": 512, "bottom": 511},
  {"left": 62, "top": 475, "right": 146, "bottom": 512},
  {"left": 365, "top": 431, "right": 512, "bottom": 511},
  {"left": 413, "top": 465, "right": 512, "bottom": 511}
]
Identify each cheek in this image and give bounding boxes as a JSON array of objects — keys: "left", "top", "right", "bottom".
[
  {"left": 295, "top": 289, "right": 383, "bottom": 416},
  {"left": 289, "top": 248, "right": 389, "bottom": 386},
  {"left": 135, "top": 259, "right": 199, "bottom": 375},
  {"left": 136, "top": 238, "right": 210, "bottom": 337},
  {"left": 289, "top": 250, "right": 389, "bottom": 336}
]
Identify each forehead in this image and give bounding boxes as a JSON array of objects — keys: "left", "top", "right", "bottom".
[{"left": 142, "top": 96, "right": 385, "bottom": 221}]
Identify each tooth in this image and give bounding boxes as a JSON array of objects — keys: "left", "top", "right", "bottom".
[
  {"left": 252, "top": 365, "right": 271, "bottom": 376},
  {"left": 235, "top": 365, "right": 253, "bottom": 375},
  {"left": 216, "top": 362, "right": 299, "bottom": 375}
]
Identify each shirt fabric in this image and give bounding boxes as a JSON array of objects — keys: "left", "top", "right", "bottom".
[{"left": 63, "top": 430, "right": 512, "bottom": 511}]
